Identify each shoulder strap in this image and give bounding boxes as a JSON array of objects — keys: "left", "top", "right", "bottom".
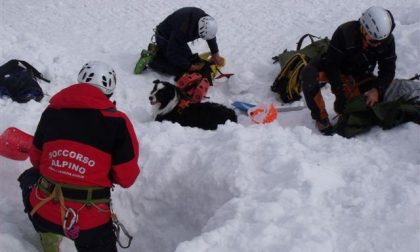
[
  {"left": 18, "top": 60, "right": 51, "bottom": 83},
  {"left": 296, "top": 34, "right": 321, "bottom": 50}
]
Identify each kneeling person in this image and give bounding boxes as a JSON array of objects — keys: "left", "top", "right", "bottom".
[{"left": 300, "top": 6, "right": 396, "bottom": 135}]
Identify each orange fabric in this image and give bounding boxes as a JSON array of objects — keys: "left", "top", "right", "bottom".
[
  {"left": 313, "top": 72, "right": 374, "bottom": 120},
  {"left": 178, "top": 99, "right": 191, "bottom": 110},
  {"left": 341, "top": 76, "right": 361, "bottom": 99},
  {"left": 318, "top": 72, "right": 329, "bottom": 83},
  {"left": 318, "top": 72, "right": 362, "bottom": 99},
  {"left": 248, "top": 104, "right": 278, "bottom": 124},
  {"left": 314, "top": 91, "right": 328, "bottom": 120}
]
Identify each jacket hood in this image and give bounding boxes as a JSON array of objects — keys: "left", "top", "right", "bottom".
[{"left": 49, "top": 83, "right": 116, "bottom": 110}]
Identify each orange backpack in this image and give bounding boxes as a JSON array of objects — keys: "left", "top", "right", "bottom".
[{"left": 176, "top": 73, "right": 210, "bottom": 103}]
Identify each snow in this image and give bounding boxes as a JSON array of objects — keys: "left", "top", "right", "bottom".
[{"left": 1, "top": 0, "right": 420, "bottom": 251}]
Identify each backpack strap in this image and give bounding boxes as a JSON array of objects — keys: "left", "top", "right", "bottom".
[
  {"left": 14, "top": 60, "right": 50, "bottom": 83},
  {"left": 296, "top": 34, "right": 321, "bottom": 50}
]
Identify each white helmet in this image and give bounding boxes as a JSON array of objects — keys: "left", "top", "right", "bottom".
[
  {"left": 360, "top": 6, "right": 393, "bottom": 40},
  {"left": 198, "top": 16, "right": 217, "bottom": 40},
  {"left": 77, "top": 61, "right": 116, "bottom": 96}
]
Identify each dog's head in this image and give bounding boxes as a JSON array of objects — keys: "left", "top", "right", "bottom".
[{"left": 149, "top": 80, "right": 180, "bottom": 118}]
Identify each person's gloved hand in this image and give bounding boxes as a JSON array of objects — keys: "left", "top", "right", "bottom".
[{"left": 210, "top": 53, "right": 225, "bottom": 66}]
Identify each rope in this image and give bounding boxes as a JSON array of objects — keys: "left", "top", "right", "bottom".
[{"left": 275, "top": 53, "right": 308, "bottom": 100}]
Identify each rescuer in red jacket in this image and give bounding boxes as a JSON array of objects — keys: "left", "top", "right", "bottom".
[{"left": 18, "top": 61, "right": 140, "bottom": 252}]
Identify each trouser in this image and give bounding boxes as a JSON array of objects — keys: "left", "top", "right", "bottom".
[
  {"left": 149, "top": 30, "right": 193, "bottom": 77},
  {"left": 300, "top": 61, "right": 375, "bottom": 120},
  {"left": 18, "top": 168, "right": 117, "bottom": 252}
]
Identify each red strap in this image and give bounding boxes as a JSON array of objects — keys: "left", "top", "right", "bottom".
[{"left": 215, "top": 73, "right": 234, "bottom": 79}]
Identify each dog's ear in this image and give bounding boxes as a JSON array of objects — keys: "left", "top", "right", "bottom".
[{"left": 153, "top": 79, "right": 161, "bottom": 84}]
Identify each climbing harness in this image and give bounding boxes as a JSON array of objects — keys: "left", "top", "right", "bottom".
[{"left": 30, "top": 177, "right": 111, "bottom": 240}]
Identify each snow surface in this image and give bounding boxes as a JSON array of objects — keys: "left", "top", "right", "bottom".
[{"left": 1, "top": 0, "right": 420, "bottom": 251}]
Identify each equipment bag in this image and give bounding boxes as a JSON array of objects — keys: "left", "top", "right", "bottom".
[
  {"left": 176, "top": 72, "right": 210, "bottom": 103},
  {"left": 0, "top": 59, "right": 49, "bottom": 103},
  {"left": 175, "top": 52, "right": 233, "bottom": 103},
  {"left": 334, "top": 96, "right": 420, "bottom": 138},
  {"left": 271, "top": 34, "right": 330, "bottom": 103},
  {"left": 384, "top": 74, "right": 420, "bottom": 102},
  {"left": 198, "top": 52, "right": 233, "bottom": 80}
]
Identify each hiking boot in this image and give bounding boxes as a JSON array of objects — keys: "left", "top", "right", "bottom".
[
  {"left": 134, "top": 49, "right": 152, "bottom": 74},
  {"left": 316, "top": 118, "right": 333, "bottom": 135},
  {"left": 39, "top": 232, "right": 63, "bottom": 252},
  {"left": 134, "top": 43, "right": 158, "bottom": 74}
]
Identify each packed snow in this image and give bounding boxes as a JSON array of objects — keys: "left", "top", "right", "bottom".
[{"left": 1, "top": 0, "right": 419, "bottom": 251}]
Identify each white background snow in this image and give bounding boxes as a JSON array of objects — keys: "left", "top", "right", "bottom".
[{"left": 1, "top": 0, "right": 420, "bottom": 251}]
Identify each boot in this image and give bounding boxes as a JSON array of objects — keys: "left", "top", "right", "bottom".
[
  {"left": 134, "top": 43, "right": 158, "bottom": 74},
  {"left": 315, "top": 118, "right": 333, "bottom": 135},
  {"left": 39, "top": 232, "right": 63, "bottom": 252}
]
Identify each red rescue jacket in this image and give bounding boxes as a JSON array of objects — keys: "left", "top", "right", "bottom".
[{"left": 29, "top": 83, "right": 140, "bottom": 229}]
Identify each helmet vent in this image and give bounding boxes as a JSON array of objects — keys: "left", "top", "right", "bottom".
[
  {"left": 102, "top": 76, "right": 108, "bottom": 87},
  {"left": 86, "top": 73, "right": 94, "bottom": 82},
  {"left": 77, "top": 61, "right": 116, "bottom": 95}
]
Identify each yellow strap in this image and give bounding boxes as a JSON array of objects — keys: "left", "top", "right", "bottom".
[
  {"left": 56, "top": 185, "right": 67, "bottom": 226},
  {"left": 276, "top": 53, "right": 308, "bottom": 99},
  {"left": 198, "top": 51, "right": 226, "bottom": 79},
  {"left": 30, "top": 186, "right": 58, "bottom": 216},
  {"left": 30, "top": 184, "right": 67, "bottom": 226}
]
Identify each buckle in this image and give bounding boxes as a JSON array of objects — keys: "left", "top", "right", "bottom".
[{"left": 39, "top": 177, "right": 54, "bottom": 193}]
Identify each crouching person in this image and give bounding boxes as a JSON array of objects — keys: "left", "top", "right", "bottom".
[
  {"left": 18, "top": 61, "right": 140, "bottom": 252},
  {"left": 300, "top": 6, "right": 397, "bottom": 135},
  {"left": 149, "top": 7, "right": 224, "bottom": 78}
]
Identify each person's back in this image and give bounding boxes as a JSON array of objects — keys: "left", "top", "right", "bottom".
[
  {"left": 156, "top": 7, "right": 207, "bottom": 43},
  {"left": 21, "top": 61, "right": 140, "bottom": 252}
]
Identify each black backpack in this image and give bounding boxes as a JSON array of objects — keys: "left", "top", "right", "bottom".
[
  {"left": 0, "top": 60, "right": 50, "bottom": 103},
  {"left": 271, "top": 34, "right": 330, "bottom": 103}
]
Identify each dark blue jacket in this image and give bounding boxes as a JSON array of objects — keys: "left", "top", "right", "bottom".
[
  {"left": 156, "top": 7, "right": 219, "bottom": 70},
  {"left": 0, "top": 60, "right": 44, "bottom": 103}
]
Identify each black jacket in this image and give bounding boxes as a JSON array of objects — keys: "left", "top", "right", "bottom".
[
  {"left": 156, "top": 7, "right": 219, "bottom": 70},
  {"left": 0, "top": 60, "right": 44, "bottom": 103},
  {"left": 323, "top": 21, "right": 396, "bottom": 97}
]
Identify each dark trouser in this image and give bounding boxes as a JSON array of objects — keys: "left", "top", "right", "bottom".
[
  {"left": 18, "top": 168, "right": 117, "bottom": 252},
  {"left": 300, "top": 61, "right": 328, "bottom": 121},
  {"left": 149, "top": 31, "right": 193, "bottom": 77}
]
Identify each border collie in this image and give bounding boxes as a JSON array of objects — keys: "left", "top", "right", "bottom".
[{"left": 149, "top": 80, "right": 237, "bottom": 130}]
